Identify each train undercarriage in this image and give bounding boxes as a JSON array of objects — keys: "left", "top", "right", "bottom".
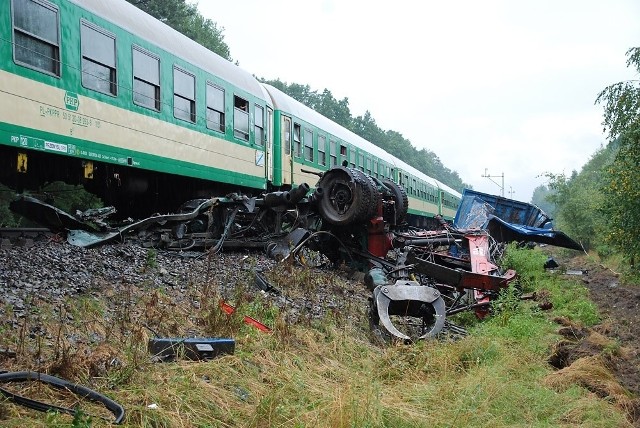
[{"left": 8, "top": 166, "right": 577, "bottom": 342}]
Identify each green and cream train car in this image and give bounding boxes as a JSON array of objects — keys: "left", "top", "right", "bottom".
[
  {"left": 1, "top": 0, "right": 273, "bottom": 216},
  {"left": 0, "top": 0, "right": 460, "bottom": 223}
]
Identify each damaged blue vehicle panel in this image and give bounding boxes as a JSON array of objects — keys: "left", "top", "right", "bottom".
[{"left": 453, "top": 189, "right": 582, "bottom": 251}]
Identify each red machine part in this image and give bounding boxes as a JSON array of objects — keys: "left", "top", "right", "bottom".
[
  {"left": 368, "top": 215, "right": 392, "bottom": 257},
  {"left": 465, "top": 233, "right": 516, "bottom": 318},
  {"left": 367, "top": 199, "right": 393, "bottom": 258}
]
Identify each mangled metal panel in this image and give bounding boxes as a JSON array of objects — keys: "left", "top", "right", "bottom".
[
  {"left": 454, "top": 189, "right": 552, "bottom": 229},
  {"left": 453, "top": 189, "right": 581, "bottom": 250}
]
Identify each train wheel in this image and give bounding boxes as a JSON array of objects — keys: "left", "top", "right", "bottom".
[{"left": 382, "top": 179, "right": 408, "bottom": 224}]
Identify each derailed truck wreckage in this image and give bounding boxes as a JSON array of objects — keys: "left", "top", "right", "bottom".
[{"left": 10, "top": 167, "right": 581, "bottom": 342}]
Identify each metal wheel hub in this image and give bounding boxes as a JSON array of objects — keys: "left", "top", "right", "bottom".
[{"left": 329, "top": 180, "right": 354, "bottom": 214}]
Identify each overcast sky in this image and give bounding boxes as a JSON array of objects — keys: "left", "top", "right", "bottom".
[{"left": 199, "top": 1, "right": 639, "bottom": 202}]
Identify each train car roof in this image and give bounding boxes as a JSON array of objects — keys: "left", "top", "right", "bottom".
[
  {"left": 70, "top": 0, "right": 268, "bottom": 103},
  {"left": 433, "top": 179, "right": 462, "bottom": 198}
]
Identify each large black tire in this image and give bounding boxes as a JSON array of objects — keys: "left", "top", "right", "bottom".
[
  {"left": 352, "top": 169, "right": 381, "bottom": 221},
  {"left": 382, "top": 179, "right": 408, "bottom": 224},
  {"left": 316, "top": 167, "right": 371, "bottom": 226}
]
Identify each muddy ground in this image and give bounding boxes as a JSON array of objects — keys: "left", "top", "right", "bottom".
[{"left": 549, "top": 254, "right": 640, "bottom": 426}]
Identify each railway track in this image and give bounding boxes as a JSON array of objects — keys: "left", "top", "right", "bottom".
[{"left": 0, "top": 228, "right": 57, "bottom": 247}]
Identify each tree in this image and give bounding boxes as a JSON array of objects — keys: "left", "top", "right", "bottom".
[
  {"left": 530, "top": 184, "right": 556, "bottom": 218},
  {"left": 126, "top": 0, "right": 231, "bottom": 60},
  {"left": 596, "top": 48, "right": 640, "bottom": 265},
  {"left": 545, "top": 144, "right": 618, "bottom": 254}
]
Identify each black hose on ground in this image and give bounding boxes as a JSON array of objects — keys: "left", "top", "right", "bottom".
[{"left": 0, "top": 371, "right": 125, "bottom": 424}]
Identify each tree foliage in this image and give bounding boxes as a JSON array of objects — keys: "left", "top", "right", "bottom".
[
  {"left": 602, "top": 131, "right": 640, "bottom": 262},
  {"left": 262, "top": 79, "right": 469, "bottom": 192},
  {"left": 595, "top": 47, "right": 640, "bottom": 264},
  {"left": 530, "top": 184, "right": 556, "bottom": 218},
  {"left": 126, "top": 0, "right": 231, "bottom": 60},
  {"left": 545, "top": 143, "right": 618, "bottom": 254}
]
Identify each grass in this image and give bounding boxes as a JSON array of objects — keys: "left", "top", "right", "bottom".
[{"left": 0, "top": 245, "right": 633, "bottom": 427}]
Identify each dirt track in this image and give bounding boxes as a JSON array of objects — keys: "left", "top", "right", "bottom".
[{"left": 551, "top": 255, "right": 640, "bottom": 426}]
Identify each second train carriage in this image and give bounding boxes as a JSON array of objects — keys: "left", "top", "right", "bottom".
[{"left": 0, "top": 0, "right": 460, "bottom": 224}]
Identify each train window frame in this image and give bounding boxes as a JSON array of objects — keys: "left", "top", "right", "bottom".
[
  {"left": 293, "top": 123, "right": 302, "bottom": 157},
  {"left": 173, "top": 66, "right": 196, "bottom": 123},
  {"left": 329, "top": 139, "right": 337, "bottom": 167},
  {"left": 283, "top": 117, "right": 292, "bottom": 155},
  {"left": 318, "top": 134, "right": 327, "bottom": 166},
  {"left": 303, "top": 128, "right": 314, "bottom": 162},
  {"left": 206, "top": 82, "right": 225, "bottom": 133},
  {"left": 233, "top": 95, "right": 250, "bottom": 141},
  {"left": 12, "top": 0, "right": 61, "bottom": 77},
  {"left": 81, "top": 20, "right": 117, "bottom": 96},
  {"left": 254, "top": 104, "right": 264, "bottom": 146},
  {"left": 349, "top": 150, "right": 355, "bottom": 168},
  {"left": 132, "top": 45, "right": 160, "bottom": 111}
]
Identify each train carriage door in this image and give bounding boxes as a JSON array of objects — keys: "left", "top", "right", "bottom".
[
  {"left": 281, "top": 115, "right": 293, "bottom": 185},
  {"left": 266, "top": 107, "right": 273, "bottom": 182}
]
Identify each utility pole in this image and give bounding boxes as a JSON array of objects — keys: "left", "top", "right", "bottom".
[
  {"left": 507, "top": 186, "right": 515, "bottom": 199},
  {"left": 481, "top": 168, "right": 504, "bottom": 197}
]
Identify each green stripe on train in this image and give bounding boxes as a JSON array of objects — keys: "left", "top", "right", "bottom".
[{"left": 0, "top": 122, "right": 266, "bottom": 189}]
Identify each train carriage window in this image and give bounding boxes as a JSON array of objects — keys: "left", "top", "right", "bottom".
[
  {"left": 358, "top": 154, "right": 364, "bottom": 172},
  {"left": 349, "top": 151, "right": 355, "bottom": 168},
  {"left": 173, "top": 67, "right": 195, "bottom": 122},
  {"left": 283, "top": 117, "right": 291, "bottom": 155},
  {"left": 81, "top": 22, "right": 117, "bottom": 95},
  {"left": 254, "top": 105, "right": 264, "bottom": 145},
  {"left": 12, "top": 0, "right": 60, "bottom": 76},
  {"left": 329, "top": 140, "right": 337, "bottom": 167},
  {"left": 206, "top": 83, "right": 225, "bottom": 132},
  {"left": 373, "top": 160, "right": 378, "bottom": 178},
  {"left": 318, "top": 135, "right": 326, "bottom": 166},
  {"left": 133, "top": 46, "right": 160, "bottom": 110},
  {"left": 293, "top": 123, "right": 301, "bottom": 157},
  {"left": 366, "top": 157, "right": 371, "bottom": 175},
  {"left": 233, "top": 96, "right": 249, "bottom": 140},
  {"left": 303, "top": 129, "right": 314, "bottom": 162}
]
